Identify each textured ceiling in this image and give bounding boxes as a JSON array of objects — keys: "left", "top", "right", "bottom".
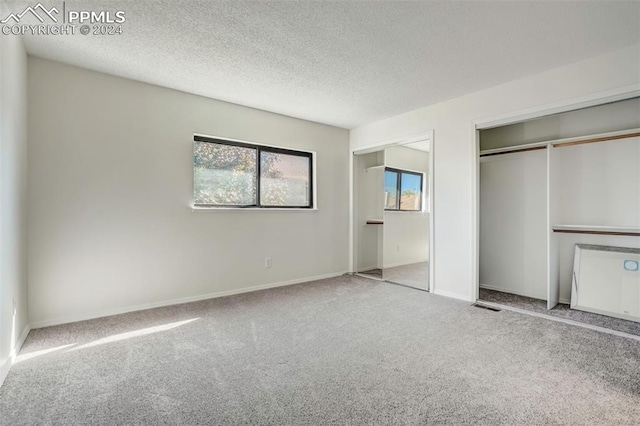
[{"left": 4, "top": 0, "right": 640, "bottom": 128}]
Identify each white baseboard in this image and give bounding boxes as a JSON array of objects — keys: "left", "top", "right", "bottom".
[
  {"left": 559, "top": 297, "right": 571, "bottom": 305},
  {"left": 479, "top": 284, "right": 546, "bottom": 301},
  {"left": 433, "top": 289, "right": 473, "bottom": 302},
  {"left": 0, "top": 325, "right": 31, "bottom": 389},
  {"left": 13, "top": 325, "right": 30, "bottom": 359},
  {"left": 383, "top": 258, "right": 428, "bottom": 269},
  {"left": 358, "top": 265, "right": 380, "bottom": 273},
  {"left": 0, "top": 358, "right": 8, "bottom": 390},
  {"left": 30, "top": 271, "right": 348, "bottom": 329}
]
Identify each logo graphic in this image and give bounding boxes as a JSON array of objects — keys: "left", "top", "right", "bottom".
[
  {"left": 1, "top": 2, "right": 59, "bottom": 24},
  {"left": 2, "top": 2, "right": 125, "bottom": 36}
]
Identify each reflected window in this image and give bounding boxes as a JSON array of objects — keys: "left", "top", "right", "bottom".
[
  {"left": 384, "top": 168, "right": 423, "bottom": 211},
  {"left": 384, "top": 170, "right": 398, "bottom": 209}
]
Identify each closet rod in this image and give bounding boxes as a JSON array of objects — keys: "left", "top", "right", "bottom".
[
  {"left": 479, "top": 128, "right": 640, "bottom": 158},
  {"left": 553, "top": 229, "right": 640, "bottom": 237},
  {"left": 479, "top": 145, "right": 547, "bottom": 158},
  {"left": 552, "top": 131, "right": 640, "bottom": 148}
]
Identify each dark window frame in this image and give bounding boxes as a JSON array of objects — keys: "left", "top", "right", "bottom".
[
  {"left": 384, "top": 167, "right": 424, "bottom": 212},
  {"left": 193, "top": 135, "right": 314, "bottom": 209}
]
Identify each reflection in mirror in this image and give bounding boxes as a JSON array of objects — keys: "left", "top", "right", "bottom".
[
  {"left": 354, "top": 150, "right": 385, "bottom": 279},
  {"left": 382, "top": 145, "right": 430, "bottom": 290},
  {"left": 384, "top": 170, "right": 398, "bottom": 209},
  {"left": 400, "top": 172, "right": 422, "bottom": 211}
]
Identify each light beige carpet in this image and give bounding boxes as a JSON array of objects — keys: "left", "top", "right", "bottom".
[
  {"left": 384, "top": 261, "right": 428, "bottom": 289},
  {"left": 1, "top": 275, "right": 639, "bottom": 424},
  {"left": 479, "top": 288, "right": 640, "bottom": 336}
]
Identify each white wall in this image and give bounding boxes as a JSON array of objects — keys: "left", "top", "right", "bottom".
[
  {"left": 384, "top": 146, "right": 429, "bottom": 174},
  {"left": 28, "top": 57, "right": 350, "bottom": 327},
  {"left": 0, "top": 36, "right": 29, "bottom": 387},
  {"left": 350, "top": 44, "right": 640, "bottom": 301},
  {"left": 383, "top": 146, "right": 429, "bottom": 268},
  {"left": 554, "top": 136, "right": 640, "bottom": 227},
  {"left": 383, "top": 213, "right": 429, "bottom": 268}
]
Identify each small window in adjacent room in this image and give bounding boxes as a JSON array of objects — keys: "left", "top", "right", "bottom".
[
  {"left": 193, "top": 136, "right": 313, "bottom": 208},
  {"left": 384, "top": 168, "right": 423, "bottom": 211}
]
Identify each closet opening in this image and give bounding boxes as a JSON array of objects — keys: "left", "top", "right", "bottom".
[{"left": 477, "top": 97, "right": 640, "bottom": 337}]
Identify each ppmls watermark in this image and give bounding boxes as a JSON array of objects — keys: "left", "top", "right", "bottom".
[{"left": 1, "top": 2, "right": 125, "bottom": 36}]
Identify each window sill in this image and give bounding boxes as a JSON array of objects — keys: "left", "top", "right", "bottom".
[{"left": 191, "top": 206, "right": 318, "bottom": 212}]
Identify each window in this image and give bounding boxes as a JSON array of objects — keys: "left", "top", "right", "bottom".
[
  {"left": 193, "top": 136, "right": 313, "bottom": 208},
  {"left": 384, "top": 168, "right": 423, "bottom": 211},
  {"left": 384, "top": 170, "right": 398, "bottom": 209}
]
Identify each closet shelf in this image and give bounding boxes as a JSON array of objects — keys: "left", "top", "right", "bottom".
[
  {"left": 553, "top": 225, "right": 640, "bottom": 237},
  {"left": 365, "top": 165, "right": 385, "bottom": 172},
  {"left": 479, "top": 128, "right": 640, "bottom": 157}
]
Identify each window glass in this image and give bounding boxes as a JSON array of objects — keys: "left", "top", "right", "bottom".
[
  {"left": 194, "top": 141, "right": 257, "bottom": 206},
  {"left": 260, "top": 151, "right": 310, "bottom": 207},
  {"left": 385, "top": 168, "right": 423, "bottom": 211},
  {"left": 193, "top": 137, "right": 313, "bottom": 208},
  {"left": 400, "top": 172, "right": 422, "bottom": 211},
  {"left": 384, "top": 170, "right": 398, "bottom": 209}
]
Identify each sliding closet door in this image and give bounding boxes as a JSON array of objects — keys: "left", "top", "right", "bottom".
[
  {"left": 480, "top": 149, "right": 548, "bottom": 300},
  {"left": 547, "top": 146, "right": 560, "bottom": 309}
]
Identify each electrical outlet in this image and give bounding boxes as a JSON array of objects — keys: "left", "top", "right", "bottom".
[{"left": 265, "top": 257, "right": 272, "bottom": 268}]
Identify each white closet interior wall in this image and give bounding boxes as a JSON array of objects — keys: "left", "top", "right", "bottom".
[
  {"left": 553, "top": 137, "right": 640, "bottom": 302},
  {"left": 481, "top": 97, "right": 640, "bottom": 150}
]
